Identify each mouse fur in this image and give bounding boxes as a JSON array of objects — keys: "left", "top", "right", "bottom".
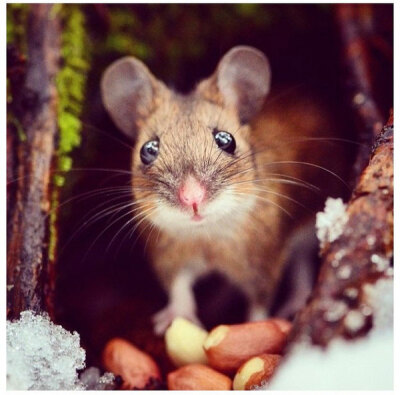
[{"left": 101, "top": 46, "right": 349, "bottom": 334}]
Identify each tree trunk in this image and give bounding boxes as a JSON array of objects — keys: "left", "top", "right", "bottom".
[
  {"left": 290, "top": 113, "right": 393, "bottom": 347},
  {"left": 7, "top": 4, "right": 60, "bottom": 318}
]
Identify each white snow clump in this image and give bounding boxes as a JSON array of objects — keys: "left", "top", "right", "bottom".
[
  {"left": 363, "top": 277, "right": 393, "bottom": 330},
  {"left": 316, "top": 197, "right": 348, "bottom": 246},
  {"left": 7, "top": 311, "right": 86, "bottom": 390}
]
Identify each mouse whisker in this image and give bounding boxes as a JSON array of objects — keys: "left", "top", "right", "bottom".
[
  {"left": 7, "top": 166, "right": 134, "bottom": 186},
  {"left": 114, "top": 205, "right": 160, "bottom": 256},
  {"left": 238, "top": 186, "right": 312, "bottom": 212},
  {"left": 225, "top": 158, "right": 348, "bottom": 189},
  {"left": 59, "top": 198, "right": 154, "bottom": 257},
  {"left": 224, "top": 167, "right": 320, "bottom": 188},
  {"left": 227, "top": 197, "right": 280, "bottom": 245},
  {"left": 282, "top": 136, "right": 365, "bottom": 147},
  {"left": 66, "top": 167, "right": 134, "bottom": 175},
  {"left": 81, "top": 121, "right": 135, "bottom": 151},
  {"left": 208, "top": 135, "right": 362, "bottom": 174},
  {"left": 81, "top": 203, "right": 154, "bottom": 261},
  {"left": 142, "top": 219, "right": 158, "bottom": 254},
  {"left": 69, "top": 192, "right": 136, "bottom": 222},
  {"left": 259, "top": 161, "right": 350, "bottom": 189},
  {"left": 131, "top": 205, "right": 162, "bottom": 248},
  {"left": 58, "top": 200, "right": 135, "bottom": 259},
  {"left": 228, "top": 176, "right": 320, "bottom": 192},
  {"left": 230, "top": 191, "right": 293, "bottom": 219},
  {"left": 127, "top": 204, "right": 163, "bottom": 250},
  {"left": 45, "top": 187, "right": 135, "bottom": 219},
  {"left": 90, "top": 198, "right": 154, "bottom": 226},
  {"left": 106, "top": 205, "right": 156, "bottom": 252},
  {"left": 215, "top": 151, "right": 253, "bottom": 174}
]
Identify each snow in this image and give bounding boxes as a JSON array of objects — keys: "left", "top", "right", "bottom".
[
  {"left": 268, "top": 330, "right": 393, "bottom": 390},
  {"left": 322, "top": 300, "right": 348, "bottom": 323},
  {"left": 343, "top": 310, "right": 366, "bottom": 333},
  {"left": 336, "top": 263, "right": 352, "bottom": 279},
  {"left": 316, "top": 197, "right": 348, "bottom": 247},
  {"left": 268, "top": 277, "right": 394, "bottom": 390},
  {"left": 363, "top": 277, "right": 393, "bottom": 329},
  {"left": 6, "top": 311, "right": 115, "bottom": 390},
  {"left": 370, "top": 253, "right": 390, "bottom": 272}
]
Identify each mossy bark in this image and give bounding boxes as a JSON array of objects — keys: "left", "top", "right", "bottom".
[
  {"left": 7, "top": 4, "right": 61, "bottom": 318},
  {"left": 7, "top": 4, "right": 90, "bottom": 319}
]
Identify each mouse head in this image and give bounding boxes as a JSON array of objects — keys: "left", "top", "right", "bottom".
[{"left": 101, "top": 46, "right": 271, "bottom": 234}]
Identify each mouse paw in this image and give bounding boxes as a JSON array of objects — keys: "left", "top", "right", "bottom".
[{"left": 152, "top": 305, "right": 201, "bottom": 336}]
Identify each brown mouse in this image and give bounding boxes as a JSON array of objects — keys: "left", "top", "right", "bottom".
[{"left": 101, "top": 46, "right": 349, "bottom": 334}]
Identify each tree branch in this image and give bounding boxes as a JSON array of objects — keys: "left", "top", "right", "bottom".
[
  {"left": 290, "top": 113, "right": 393, "bottom": 347},
  {"left": 335, "top": 4, "right": 386, "bottom": 182}
]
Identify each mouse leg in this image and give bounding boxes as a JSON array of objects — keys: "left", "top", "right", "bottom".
[
  {"left": 248, "top": 303, "right": 269, "bottom": 321},
  {"left": 241, "top": 283, "right": 269, "bottom": 322},
  {"left": 152, "top": 269, "right": 201, "bottom": 335}
]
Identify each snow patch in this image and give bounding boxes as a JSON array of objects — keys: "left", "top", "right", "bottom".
[
  {"left": 316, "top": 197, "right": 348, "bottom": 246},
  {"left": 268, "top": 277, "right": 393, "bottom": 390},
  {"left": 363, "top": 277, "right": 393, "bottom": 330},
  {"left": 7, "top": 311, "right": 115, "bottom": 390},
  {"left": 268, "top": 330, "right": 393, "bottom": 390},
  {"left": 7, "top": 311, "right": 86, "bottom": 390},
  {"left": 343, "top": 310, "right": 366, "bottom": 334}
]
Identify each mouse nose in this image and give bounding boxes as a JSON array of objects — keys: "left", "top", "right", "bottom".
[{"left": 178, "top": 175, "right": 206, "bottom": 207}]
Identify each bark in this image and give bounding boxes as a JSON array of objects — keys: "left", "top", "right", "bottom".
[
  {"left": 7, "top": 4, "right": 60, "bottom": 318},
  {"left": 290, "top": 113, "right": 393, "bottom": 347},
  {"left": 335, "top": 4, "right": 385, "bottom": 183}
]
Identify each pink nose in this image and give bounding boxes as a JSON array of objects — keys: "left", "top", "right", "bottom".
[{"left": 178, "top": 175, "right": 206, "bottom": 207}]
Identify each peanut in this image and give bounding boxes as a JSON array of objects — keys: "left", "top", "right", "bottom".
[
  {"left": 269, "top": 318, "right": 292, "bottom": 335},
  {"left": 167, "top": 364, "right": 232, "bottom": 390},
  {"left": 102, "top": 337, "right": 161, "bottom": 390},
  {"left": 203, "top": 320, "right": 287, "bottom": 373},
  {"left": 233, "top": 354, "right": 281, "bottom": 390},
  {"left": 165, "top": 317, "right": 208, "bottom": 366}
]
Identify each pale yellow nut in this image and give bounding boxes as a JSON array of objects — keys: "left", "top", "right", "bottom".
[
  {"left": 165, "top": 317, "right": 208, "bottom": 367},
  {"left": 203, "top": 325, "right": 229, "bottom": 349},
  {"left": 233, "top": 356, "right": 265, "bottom": 390},
  {"left": 233, "top": 354, "right": 281, "bottom": 390}
]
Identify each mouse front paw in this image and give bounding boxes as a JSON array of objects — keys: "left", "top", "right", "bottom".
[{"left": 152, "top": 305, "right": 202, "bottom": 336}]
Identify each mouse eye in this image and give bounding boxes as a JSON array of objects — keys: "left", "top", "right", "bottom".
[
  {"left": 213, "top": 129, "right": 236, "bottom": 154},
  {"left": 140, "top": 139, "right": 159, "bottom": 165}
]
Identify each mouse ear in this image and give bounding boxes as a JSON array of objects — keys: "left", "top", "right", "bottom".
[
  {"left": 200, "top": 46, "right": 271, "bottom": 124},
  {"left": 101, "top": 57, "right": 160, "bottom": 139}
]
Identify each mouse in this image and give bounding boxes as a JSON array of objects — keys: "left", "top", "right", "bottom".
[{"left": 100, "top": 46, "right": 350, "bottom": 335}]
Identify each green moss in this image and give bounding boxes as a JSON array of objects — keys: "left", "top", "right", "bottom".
[
  {"left": 48, "top": 190, "right": 59, "bottom": 262},
  {"left": 7, "top": 113, "right": 26, "bottom": 142},
  {"left": 103, "top": 8, "right": 151, "bottom": 59},
  {"left": 55, "top": 4, "right": 90, "bottom": 181},
  {"left": 7, "top": 3, "right": 29, "bottom": 50},
  {"left": 48, "top": 4, "right": 91, "bottom": 261},
  {"left": 235, "top": 3, "right": 260, "bottom": 17}
]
